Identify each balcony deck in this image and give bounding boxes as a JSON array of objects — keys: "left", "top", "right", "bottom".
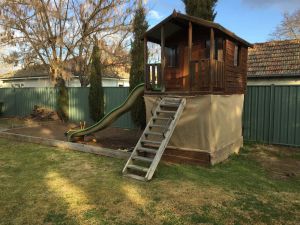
[{"left": 145, "top": 59, "right": 225, "bottom": 95}]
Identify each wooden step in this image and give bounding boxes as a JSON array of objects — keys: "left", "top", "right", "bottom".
[
  {"left": 141, "top": 140, "right": 161, "bottom": 145},
  {"left": 160, "top": 103, "right": 180, "bottom": 108},
  {"left": 144, "top": 131, "right": 164, "bottom": 137},
  {"left": 153, "top": 117, "right": 172, "bottom": 121},
  {"left": 127, "top": 164, "right": 149, "bottom": 173},
  {"left": 132, "top": 156, "right": 153, "bottom": 163},
  {"left": 137, "top": 147, "right": 158, "bottom": 154},
  {"left": 157, "top": 110, "right": 176, "bottom": 114},
  {"left": 149, "top": 124, "right": 168, "bottom": 129},
  {"left": 163, "top": 97, "right": 181, "bottom": 102},
  {"left": 162, "top": 101, "right": 181, "bottom": 106}
]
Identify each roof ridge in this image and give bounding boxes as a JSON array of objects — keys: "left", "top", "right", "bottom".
[{"left": 252, "top": 39, "right": 300, "bottom": 45}]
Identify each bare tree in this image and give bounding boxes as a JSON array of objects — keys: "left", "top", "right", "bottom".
[
  {"left": 271, "top": 9, "right": 300, "bottom": 40},
  {"left": 0, "top": 0, "right": 133, "bottom": 86}
]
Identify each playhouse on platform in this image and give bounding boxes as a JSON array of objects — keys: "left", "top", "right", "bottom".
[{"left": 143, "top": 11, "right": 252, "bottom": 165}]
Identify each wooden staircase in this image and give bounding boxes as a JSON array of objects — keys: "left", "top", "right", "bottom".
[{"left": 122, "top": 97, "right": 186, "bottom": 181}]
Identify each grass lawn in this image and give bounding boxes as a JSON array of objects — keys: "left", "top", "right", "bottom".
[{"left": 0, "top": 138, "right": 299, "bottom": 225}]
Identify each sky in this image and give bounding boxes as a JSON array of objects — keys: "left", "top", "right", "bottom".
[
  {"left": 1, "top": 0, "right": 299, "bottom": 74},
  {"left": 145, "top": 0, "right": 300, "bottom": 44}
]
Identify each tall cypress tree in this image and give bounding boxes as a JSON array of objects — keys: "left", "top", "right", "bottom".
[
  {"left": 182, "top": 0, "right": 218, "bottom": 21},
  {"left": 129, "top": 1, "right": 148, "bottom": 128},
  {"left": 89, "top": 41, "right": 104, "bottom": 122}
]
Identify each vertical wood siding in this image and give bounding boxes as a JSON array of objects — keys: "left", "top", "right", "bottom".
[{"left": 224, "top": 40, "right": 248, "bottom": 94}]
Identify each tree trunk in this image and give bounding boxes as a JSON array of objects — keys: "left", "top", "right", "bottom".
[{"left": 55, "top": 76, "right": 69, "bottom": 122}]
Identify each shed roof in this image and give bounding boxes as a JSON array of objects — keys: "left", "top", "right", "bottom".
[
  {"left": 145, "top": 11, "right": 252, "bottom": 47},
  {"left": 248, "top": 39, "right": 300, "bottom": 78}
]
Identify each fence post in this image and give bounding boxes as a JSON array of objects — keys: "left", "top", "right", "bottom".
[
  {"left": 13, "top": 88, "right": 17, "bottom": 116},
  {"left": 268, "top": 85, "right": 275, "bottom": 144}
]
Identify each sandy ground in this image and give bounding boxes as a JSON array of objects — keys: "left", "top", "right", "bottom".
[{"left": 4, "top": 121, "right": 142, "bottom": 150}]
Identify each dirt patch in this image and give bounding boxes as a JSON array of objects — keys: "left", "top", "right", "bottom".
[
  {"left": 86, "top": 127, "right": 142, "bottom": 150},
  {"left": 0, "top": 117, "right": 61, "bottom": 130},
  {"left": 0, "top": 117, "right": 31, "bottom": 129},
  {"left": 5, "top": 122, "right": 76, "bottom": 140},
  {"left": 249, "top": 144, "right": 300, "bottom": 180},
  {"left": 4, "top": 120, "right": 141, "bottom": 150}
]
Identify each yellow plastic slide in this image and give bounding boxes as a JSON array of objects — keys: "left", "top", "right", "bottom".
[{"left": 66, "top": 83, "right": 144, "bottom": 142}]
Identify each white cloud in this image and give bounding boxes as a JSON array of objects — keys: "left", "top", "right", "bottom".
[{"left": 148, "top": 10, "right": 162, "bottom": 20}]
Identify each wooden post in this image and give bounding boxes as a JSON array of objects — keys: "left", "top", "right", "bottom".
[
  {"left": 223, "top": 39, "right": 227, "bottom": 93},
  {"left": 157, "top": 64, "right": 162, "bottom": 87},
  {"left": 144, "top": 35, "right": 148, "bottom": 90},
  {"left": 188, "top": 21, "right": 193, "bottom": 91},
  {"left": 161, "top": 25, "right": 165, "bottom": 92},
  {"left": 210, "top": 28, "right": 215, "bottom": 92}
]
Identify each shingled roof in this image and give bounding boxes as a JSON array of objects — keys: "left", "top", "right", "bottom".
[{"left": 248, "top": 39, "right": 300, "bottom": 77}]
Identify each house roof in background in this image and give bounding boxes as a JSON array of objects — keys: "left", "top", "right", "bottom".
[
  {"left": 145, "top": 11, "right": 252, "bottom": 47},
  {"left": 248, "top": 39, "right": 300, "bottom": 78},
  {"left": 0, "top": 65, "right": 49, "bottom": 79},
  {"left": 0, "top": 64, "right": 128, "bottom": 80}
]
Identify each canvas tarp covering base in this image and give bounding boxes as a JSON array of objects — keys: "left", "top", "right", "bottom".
[{"left": 144, "top": 95, "right": 244, "bottom": 164}]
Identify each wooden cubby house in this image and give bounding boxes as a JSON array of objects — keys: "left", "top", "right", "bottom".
[{"left": 143, "top": 11, "right": 252, "bottom": 165}]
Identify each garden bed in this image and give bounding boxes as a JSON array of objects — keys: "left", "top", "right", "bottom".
[
  {"left": 1, "top": 118, "right": 141, "bottom": 151},
  {"left": 1, "top": 119, "right": 212, "bottom": 165}
]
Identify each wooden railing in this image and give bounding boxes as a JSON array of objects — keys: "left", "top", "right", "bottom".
[
  {"left": 146, "top": 59, "right": 225, "bottom": 93},
  {"left": 211, "top": 60, "right": 225, "bottom": 90},
  {"left": 190, "top": 59, "right": 225, "bottom": 92},
  {"left": 165, "top": 75, "right": 189, "bottom": 91},
  {"left": 189, "top": 59, "right": 210, "bottom": 91},
  {"left": 145, "top": 63, "right": 162, "bottom": 90}
]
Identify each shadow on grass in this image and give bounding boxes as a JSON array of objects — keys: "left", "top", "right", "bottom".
[{"left": 0, "top": 140, "right": 299, "bottom": 225}]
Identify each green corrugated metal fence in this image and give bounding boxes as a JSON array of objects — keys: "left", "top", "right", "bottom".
[
  {"left": 0, "top": 88, "right": 57, "bottom": 116},
  {"left": 243, "top": 85, "right": 300, "bottom": 147},
  {"left": 0, "top": 85, "right": 299, "bottom": 146},
  {"left": 0, "top": 88, "right": 16, "bottom": 115},
  {"left": 0, "top": 87, "right": 135, "bottom": 129},
  {"left": 67, "top": 87, "right": 134, "bottom": 128}
]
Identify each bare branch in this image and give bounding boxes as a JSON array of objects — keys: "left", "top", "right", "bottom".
[
  {"left": 270, "top": 9, "right": 300, "bottom": 40},
  {"left": 0, "top": 0, "right": 133, "bottom": 86}
]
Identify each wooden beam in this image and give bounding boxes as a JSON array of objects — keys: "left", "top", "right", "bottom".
[
  {"left": 144, "top": 36, "right": 149, "bottom": 90},
  {"left": 188, "top": 22, "right": 193, "bottom": 61},
  {"left": 161, "top": 25, "right": 165, "bottom": 92},
  {"left": 188, "top": 21, "right": 193, "bottom": 90},
  {"left": 210, "top": 28, "right": 215, "bottom": 62},
  {"left": 0, "top": 132, "right": 130, "bottom": 159},
  {"left": 210, "top": 28, "right": 215, "bottom": 92},
  {"left": 223, "top": 39, "right": 227, "bottom": 92}
]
